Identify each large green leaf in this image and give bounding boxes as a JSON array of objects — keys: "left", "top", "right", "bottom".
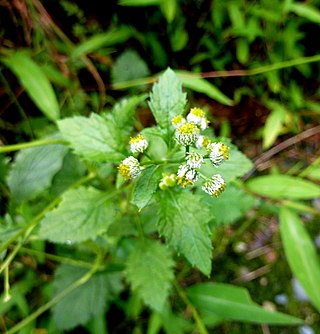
[
  {"left": 148, "top": 68, "right": 187, "bottom": 129},
  {"left": 158, "top": 191, "right": 212, "bottom": 275},
  {"left": 52, "top": 264, "right": 123, "bottom": 330},
  {"left": 71, "top": 26, "right": 132, "bottom": 59},
  {"left": 7, "top": 144, "right": 68, "bottom": 203},
  {"left": 39, "top": 186, "right": 115, "bottom": 243},
  {"left": 201, "top": 184, "right": 256, "bottom": 226},
  {"left": 131, "top": 166, "right": 161, "bottom": 210},
  {"left": 188, "top": 282, "right": 302, "bottom": 325},
  {"left": 125, "top": 239, "right": 174, "bottom": 311},
  {"left": 58, "top": 113, "right": 125, "bottom": 162},
  {"left": 279, "top": 208, "right": 320, "bottom": 312},
  {"left": 177, "top": 71, "right": 233, "bottom": 106},
  {"left": 1, "top": 51, "right": 60, "bottom": 121},
  {"left": 246, "top": 175, "right": 320, "bottom": 199}
]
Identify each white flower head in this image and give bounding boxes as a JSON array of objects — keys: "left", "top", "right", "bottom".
[
  {"left": 118, "top": 156, "right": 141, "bottom": 179},
  {"left": 195, "top": 135, "right": 211, "bottom": 149},
  {"left": 187, "top": 107, "right": 209, "bottom": 130},
  {"left": 129, "top": 134, "right": 148, "bottom": 154},
  {"left": 177, "top": 163, "right": 198, "bottom": 188},
  {"left": 175, "top": 122, "right": 200, "bottom": 146},
  {"left": 186, "top": 151, "right": 204, "bottom": 169},
  {"left": 171, "top": 115, "right": 186, "bottom": 129},
  {"left": 208, "top": 142, "right": 230, "bottom": 167},
  {"left": 202, "top": 174, "right": 226, "bottom": 197}
]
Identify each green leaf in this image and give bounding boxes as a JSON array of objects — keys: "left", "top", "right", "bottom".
[
  {"left": 201, "top": 141, "right": 253, "bottom": 182},
  {"left": 1, "top": 51, "right": 60, "bottom": 121},
  {"left": 288, "top": 3, "right": 320, "bottom": 24},
  {"left": 262, "top": 102, "right": 287, "bottom": 149},
  {"left": 125, "top": 239, "right": 174, "bottom": 311},
  {"left": 141, "top": 127, "right": 169, "bottom": 161},
  {"left": 148, "top": 68, "right": 187, "bottom": 129},
  {"left": 71, "top": 26, "right": 132, "bottom": 59},
  {"left": 177, "top": 71, "right": 233, "bottom": 106},
  {"left": 131, "top": 166, "right": 161, "bottom": 210},
  {"left": 39, "top": 186, "right": 115, "bottom": 243},
  {"left": 188, "top": 282, "right": 302, "bottom": 325},
  {"left": 246, "top": 175, "right": 320, "bottom": 199},
  {"left": 158, "top": 191, "right": 212, "bottom": 275},
  {"left": 119, "top": 0, "right": 160, "bottom": 5},
  {"left": 58, "top": 113, "right": 125, "bottom": 163},
  {"left": 279, "top": 208, "right": 320, "bottom": 312},
  {"left": 111, "top": 50, "right": 150, "bottom": 83},
  {"left": 7, "top": 144, "right": 68, "bottom": 203},
  {"left": 52, "top": 264, "right": 123, "bottom": 330},
  {"left": 201, "top": 184, "right": 256, "bottom": 226},
  {"left": 160, "top": 0, "right": 176, "bottom": 23},
  {"left": 110, "top": 94, "right": 148, "bottom": 143}
]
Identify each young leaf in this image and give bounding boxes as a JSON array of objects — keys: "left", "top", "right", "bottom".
[
  {"left": 52, "top": 264, "right": 123, "bottom": 330},
  {"left": 7, "top": 144, "right": 68, "bottom": 203},
  {"left": 131, "top": 166, "right": 161, "bottom": 210},
  {"left": 158, "top": 191, "right": 212, "bottom": 275},
  {"left": 178, "top": 73, "right": 233, "bottom": 106},
  {"left": 1, "top": 51, "right": 60, "bottom": 121},
  {"left": 201, "top": 184, "right": 256, "bottom": 226},
  {"left": 288, "top": 3, "right": 320, "bottom": 23},
  {"left": 58, "top": 113, "right": 125, "bottom": 162},
  {"left": 246, "top": 175, "right": 320, "bottom": 199},
  {"left": 279, "top": 207, "right": 320, "bottom": 312},
  {"left": 187, "top": 282, "right": 302, "bottom": 325},
  {"left": 39, "top": 186, "right": 115, "bottom": 243},
  {"left": 125, "top": 239, "right": 174, "bottom": 312},
  {"left": 160, "top": 0, "right": 177, "bottom": 23},
  {"left": 148, "top": 68, "right": 187, "bottom": 129}
]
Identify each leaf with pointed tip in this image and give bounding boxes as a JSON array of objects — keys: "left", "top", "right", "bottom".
[
  {"left": 148, "top": 68, "right": 187, "bottom": 129},
  {"left": 158, "top": 191, "right": 212, "bottom": 275},
  {"left": 125, "top": 239, "right": 174, "bottom": 311}
]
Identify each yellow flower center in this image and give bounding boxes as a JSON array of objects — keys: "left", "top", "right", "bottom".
[{"left": 190, "top": 107, "right": 205, "bottom": 118}]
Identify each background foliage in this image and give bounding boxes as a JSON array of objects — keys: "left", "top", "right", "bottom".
[{"left": 0, "top": 0, "right": 320, "bottom": 333}]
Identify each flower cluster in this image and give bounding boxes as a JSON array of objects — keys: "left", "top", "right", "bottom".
[
  {"left": 172, "top": 108, "right": 230, "bottom": 197},
  {"left": 118, "top": 134, "right": 149, "bottom": 180}
]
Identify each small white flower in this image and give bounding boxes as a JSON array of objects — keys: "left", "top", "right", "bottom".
[
  {"left": 118, "top": 156, "right": 141, "bottom": 179},
  {"left": 129, "top": 134, "right": 148, "bottom": 154},
  {"left": 202, "top": 174, "right": 226, "bottom": 197},
  {"left": 187, "top": 107, "right": 209, "bottom": 130},
  {"left": 195, "top": 135, "right": 211, "bottom": 149},
  {"left": 186, "top": 151, "right": 204, "bottom": 169},
  {"left": 175, "top": 122, "right": 200, "bottom": 146},
  {"left": 208, "top": 142, "right": 229, "bottom": 167},
  {"left": 171, "top": 115, "right": 186, "bottom": 129},
  {"left": 177, "top": 163, "right": 198, "bottom": 188}
]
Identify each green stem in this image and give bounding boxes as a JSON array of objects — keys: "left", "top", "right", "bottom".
[
  {"left": 282, "top": 200, "right": 320, "bottom": 216},
  {"left": 298, "top": 156, "right": 320, "bottom": 178},
  {"left": 174, "top": 281, "right": 209, "bottom": 334},
  {"left": 6, "top": 250, "right": 104, "bottom": 334},
  {"left": 4, "top": 266, "right": 11, "bottom": 303},
  {"left": 0, "top": 139, "right": 69, "bottom": 153}
]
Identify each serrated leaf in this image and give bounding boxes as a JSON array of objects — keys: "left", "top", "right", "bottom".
[
  {"left": 177, "top": 73, "right": 233, "bottom": 106},
  {"left": 58, "top": 113, "right": 125, "bottom": 162},
  {"left": 280, "top": 208, "right": 320, "bottom": 312},
  {"left": 148, "top": 68, "right": 187, "bottom": 129},
  {"left": 7, "top": 144, "right": 68, "bottom": 203},
  {"left": 141, "top": 127, "right": 169, "bottom": 160},
  {"left": 188, "top": 282, "right": 302, "bottom": 325},
  {"left": 158, "top": 191, "right": 212, "bottom": 275},
  {"left": 125, "top": 239, "right": 174, "bottom": 311},
  {"left": 1, "top": 51, "right": 60, "bottom": 121},
  {"left": 110, "top": 94, "right": 147, "bottom": 143},
  {"left": 39, "top": 186, "right": 115, "bottom": 243},
  {"left": 201, "top": 184, "right": 256, "bottom": 226},
  {"left": 131, "top": 166, "right": 161, "bottom": 210},
  {"left": 246, "top": 175, "right": 320, "bottom": 199},
  {"left": 201, "top": 141, "right": 253, "bottom": 182},
  {"left": 52, "top": 264, "right": 123, "bottom": 330},
  {"left": 71, "top": 26, "right": 132, "bottom": 59}
]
